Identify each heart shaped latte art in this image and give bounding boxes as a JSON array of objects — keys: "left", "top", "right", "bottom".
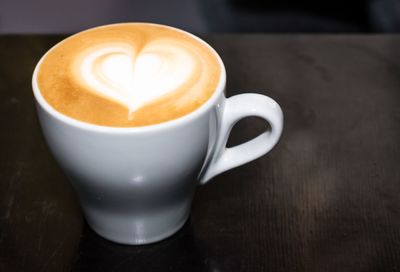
[{"left": 77, "top": 41, "right": 197, "bottom": 114}]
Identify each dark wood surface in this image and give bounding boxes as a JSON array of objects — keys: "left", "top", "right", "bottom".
[{"left": 1, "top": 34, "right": 400, "bottom": 272}]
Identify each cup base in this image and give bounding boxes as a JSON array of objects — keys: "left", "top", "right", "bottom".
[{"left": 82, "top": 203, "right": 191, "bottom": 245}]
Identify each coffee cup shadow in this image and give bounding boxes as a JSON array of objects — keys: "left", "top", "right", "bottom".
[{"left": 73, "top": 217, "right": 220, "bottom": 272}]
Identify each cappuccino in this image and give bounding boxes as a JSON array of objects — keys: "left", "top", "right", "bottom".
[{"left": 37, "top": 23, "right": 221, "bottom": 127}]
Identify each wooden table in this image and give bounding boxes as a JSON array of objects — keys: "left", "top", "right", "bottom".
[{"left": 1, "top": 35, "right": 400, "bottom": 271}]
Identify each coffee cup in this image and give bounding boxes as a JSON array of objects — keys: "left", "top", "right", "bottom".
[{"left": 32, "top": 23, "right": 283, "bottom": 244}]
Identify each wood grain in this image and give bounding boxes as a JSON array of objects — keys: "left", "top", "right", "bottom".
[{"left": 1, "top": 34, "right": 400, "bottom": 272}]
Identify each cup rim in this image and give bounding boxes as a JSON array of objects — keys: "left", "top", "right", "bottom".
[{"left": 32, "top": 22, "right": 226, "bottom": 134}]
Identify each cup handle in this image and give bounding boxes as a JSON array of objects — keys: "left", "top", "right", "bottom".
[{"left": 199, "top": 93, "right": 284, "bottom": 184}]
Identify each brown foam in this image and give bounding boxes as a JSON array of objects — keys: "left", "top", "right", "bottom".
[{"left": 37, "top": 23, "right": 221, "bottom": 127}]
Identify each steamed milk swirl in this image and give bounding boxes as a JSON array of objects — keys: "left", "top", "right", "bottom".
[{"left": 37, "top": 23, "right": 221, "bottom": 127}]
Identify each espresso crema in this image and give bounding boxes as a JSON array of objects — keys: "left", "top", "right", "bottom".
[{"left": 37, "top": 23, "right": 221, "bottom": 127}]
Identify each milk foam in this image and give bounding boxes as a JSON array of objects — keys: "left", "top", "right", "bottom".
[
  {"left": 37, "top": 23, "right": 221, "bottom": 127},
  {"left": 78, "top": 41, "right": 196, "bottom": 115}
]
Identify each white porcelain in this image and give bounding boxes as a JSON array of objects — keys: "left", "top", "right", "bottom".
[{"left": 32, "top": 25, "right": 283, "bottom": 245}]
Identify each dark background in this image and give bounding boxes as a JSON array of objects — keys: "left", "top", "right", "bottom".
[
  {"left": 2, "top": 1, "right": 400, "bottom": 271},
  {"left": 1, "top": 34, "right": 400, "bottom": 272},
  {"left": 0, "top": 0, "right": 400, "bottom": 34}
]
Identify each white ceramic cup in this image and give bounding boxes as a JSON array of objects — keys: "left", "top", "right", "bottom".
[{"left": 32, "top": 25, "right": 283, "bottom": 245}]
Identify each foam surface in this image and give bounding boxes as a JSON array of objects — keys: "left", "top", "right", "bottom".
[{"left": 37, "top": 23, "right": 221, "bottom": 127}]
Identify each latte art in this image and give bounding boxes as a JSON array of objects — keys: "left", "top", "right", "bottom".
[
  {"left": 37, "top": 23, "right": 221, "bottom": 127},
  {"left": 76, "top": 41, "right": 197, "bottom": 116}
]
